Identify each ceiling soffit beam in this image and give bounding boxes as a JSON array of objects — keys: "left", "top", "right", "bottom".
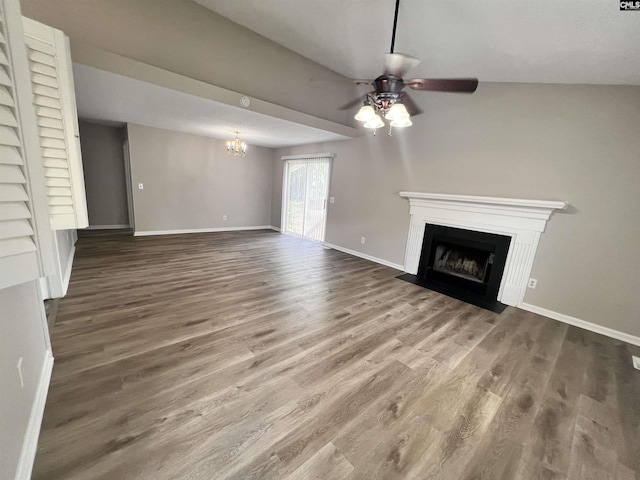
[{"left": 70, "top": 42, "right": 357, "bottom": 139}]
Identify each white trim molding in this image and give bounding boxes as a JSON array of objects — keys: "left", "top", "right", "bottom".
[
  {"left": 520, "top": 303, "right": 640, "bottom": 347},
  {"left": 15, "top": 351, "right": 54, "bottom": 480},
  {"left": 281, "top": 152, "right": 336, "bottom": 161},
  {"left": 399, "top": 192, "right": 568, "bottom": 307},
  {"left": 269, "top": 226, "right": 281, "bottom": 232},
  {"left": 134, "top": 226, "right": 273, "bottom": 237},
  {"left": 85, "top": 224, "right": 131, "bottom": 230},
  {"left": 40, "top": 229, "right": 78, "bottom": 300},
  {"left": 324, "top": 242, "right": 404, "bottom": 271},
  {"left": 60, "top": 229, "right": 78, "bottom": 297},
  {"left": 60, "top": 245, "right": 75, "bottom": 297}
]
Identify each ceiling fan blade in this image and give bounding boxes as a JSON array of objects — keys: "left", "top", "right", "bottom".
[
  {"left": 309, "top": 78, "right": 373, "bottom": 85},
  {"left": 338, "top": 91, "right": 375, "bottom": 111},
  {"left": 384, "top": 53, "right": 420, "bottom": 78},
  {"left": 400, "top": 92, "right": 422, "bottom": 117},
  {"left": 405, "top": 78, "right": 479, "bottom": 93},
  {"left": 338, "top": 98, "right": 365, "bottom": 111},
  {"left": 351, "top": 79, "right": 374, "bottom": 86},
  {"left": 310, "top": 78, "right": 372, "bottom": 86}
]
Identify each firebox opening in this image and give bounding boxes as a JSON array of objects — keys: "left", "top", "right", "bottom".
[
  {"left": 398, "top": 224, "right": 512, "bottom": 313},
  {"left": 432, "top": 243, "right": 491, "bottom": 284}
]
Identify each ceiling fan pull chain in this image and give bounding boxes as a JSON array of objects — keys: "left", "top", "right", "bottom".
[{"left": 390, "top": 0, "right": 400, "bottom": 53}]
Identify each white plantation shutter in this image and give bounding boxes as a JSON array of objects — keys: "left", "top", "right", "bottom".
[
  {"left": 0, "top": 0, "right": 54, "bottom": 289},
  {"left": 22, "top": 17, "right": 88, "bottom": 230},
  {"left": 0, "top": 9, "right": 36, "bottom": 264}
]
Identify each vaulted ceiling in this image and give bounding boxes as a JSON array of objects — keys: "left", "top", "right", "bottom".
[
  {"left": 24, "top": 0, "right": 639, "bottom": 148},
  {"left": 195, "top": 0, "right": 640, "bottom": 85}
]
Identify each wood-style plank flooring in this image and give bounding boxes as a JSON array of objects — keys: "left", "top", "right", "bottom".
[{"left": 33, "top": 230, "right": 640, "bottom": 480}]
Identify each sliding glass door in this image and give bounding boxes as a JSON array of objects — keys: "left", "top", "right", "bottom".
[{"left": 282, "top": 157, "right": 332, "bottom": 242}]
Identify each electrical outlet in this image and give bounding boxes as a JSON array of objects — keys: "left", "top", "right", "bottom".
[
  {"left": 330, "top": 197, "right": 335, "bottom": 204},
  {"left": 528, "top": 278, "right": 537, "bottom": 289},
  {"left": 361, "top": 237, "right": 366, "bottom": 244},
  {"left": 138, "top": 183, "right": 144, "bottom": 190},
  {"left": 17, "top": 357, "right": 24, "bottom": 388},
  {"left": 633, "top": 356, "right": 640, "bottom": 370},
  {"left": 223, "top": 215, "right": 227, "bottom": 221}
]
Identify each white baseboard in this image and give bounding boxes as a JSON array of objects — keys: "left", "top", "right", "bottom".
[
  {"left": 134, "top": 226, "right": 273, "bottom": 237},
  {"left": 520, "top": 302, "right": 640, "bottom": 347},
  {"left": 37, "top": 277, "right": 49, "bottom": 301},
  {"left": 85, "top": 224, "right": 131, "bottom": 230},
  {"left": 323, "top": 242, "right": 404, "bottom": 271},
  {"left": 269, "top": 226, "right": 281, "bottom": 232},
  {"left": 14, "top": 352, "right": 54, "bottom": 480},
  {"left": 61, "top": 245, "right": 75, "bottom": 297}
]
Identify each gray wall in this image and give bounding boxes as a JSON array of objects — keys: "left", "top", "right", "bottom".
[
  {"left": 273, "top": 83, "right": 640, "bottom": 338},
  {"left": 78, "top": 121, "right": 129, "bottom": 228},
  {"left": 0, "top": 281, "right": 48, "bottom": 479},
  {"left": 20, "top": 0, "right": 354, "bottom": 126},
  {"left": 127, "top": 124, "right": 273, "bottom": 233}
]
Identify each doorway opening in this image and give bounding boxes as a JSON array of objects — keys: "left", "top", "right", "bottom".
[{"left": 282, "top": 155, "right": 332, "bottom": 243}]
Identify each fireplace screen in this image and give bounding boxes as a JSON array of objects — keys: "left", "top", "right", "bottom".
[
  {"left": 432, "top": 243, "right": 492, "bottom": 284},
  {"left": 411, "top": 224, "right": 512, "bottom": 311}
]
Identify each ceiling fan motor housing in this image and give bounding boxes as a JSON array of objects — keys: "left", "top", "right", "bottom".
[
  {"left": 374, "top": 75, "right": 404, "bottom": 95},
  {"left": 372, "top": 75, "right": 405, "bottom": 113}
]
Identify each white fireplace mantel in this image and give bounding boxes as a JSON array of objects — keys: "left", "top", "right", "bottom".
[{"left": 399, "top": 192, "right": 568, "bottom": 307}]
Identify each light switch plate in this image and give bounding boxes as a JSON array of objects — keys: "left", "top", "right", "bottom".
[{"left": 138, "top": 183, "right": 144, "bottom": 190}]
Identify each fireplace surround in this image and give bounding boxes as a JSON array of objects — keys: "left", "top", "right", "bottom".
[
  {"left": 398, "top": 224, "right": 513, "bottom": 312},
  {"left": 399, "top": 193, "right": 567, "bottom": 307}
]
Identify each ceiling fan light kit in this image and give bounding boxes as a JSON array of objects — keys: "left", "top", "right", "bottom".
[
  {"left": 364, "top": 114, "right": 385, "bottom": 129},
  {"left": 390, "top": 116, "right": 412, "bottom": 128},
  {"left": 354, "top": 103, "right": 376, "bottom": 122},
  {"left": 349, "top": 0, "right": 478, "bottom": 135},
  {"left": 385, "top": 102, "right": 410, "bottom": 121}
]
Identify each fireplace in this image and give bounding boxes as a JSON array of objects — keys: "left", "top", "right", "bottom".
[
  {"left": 400, "top": 225, "right": 512, "bottom": 312},
  {"left": 398, "top": 192, "right": 567, "bottom": 310}
]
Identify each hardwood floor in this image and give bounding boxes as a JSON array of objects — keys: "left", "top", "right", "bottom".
[{"left": 33, "top": 230, "right": 640, "bottom": 480}]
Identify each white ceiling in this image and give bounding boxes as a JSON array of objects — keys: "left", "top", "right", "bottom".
[
  {"left": 195, "top": 0, "right": 640, "bottom": 85},
  {"left": 72, "top": 64, "right": 352, "bottom": 148}
]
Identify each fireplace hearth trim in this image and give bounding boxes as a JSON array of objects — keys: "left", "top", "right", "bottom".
[{"left": 400, "top": 192, "right": 567, "bottom": 307}]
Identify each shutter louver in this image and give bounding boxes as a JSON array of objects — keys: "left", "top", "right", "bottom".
[
  {"left": 23, "top": 17, "right": 88, "bottom": 230},
  {"left": 0, "top": 5, "right": 41, "bottom": 287}
]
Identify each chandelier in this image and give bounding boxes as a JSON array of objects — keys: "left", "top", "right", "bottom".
[{"left": 226, "top": 131, "right": 247, "bottom": 157}]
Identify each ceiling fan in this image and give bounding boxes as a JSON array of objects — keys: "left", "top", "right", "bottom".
[{"left": 343, "top": 0, "right": 479, "bottom": 132}]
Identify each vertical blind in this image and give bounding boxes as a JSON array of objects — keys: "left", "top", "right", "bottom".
[{"left": 283, "top": 155, "right": 332, "bottom": 243}]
